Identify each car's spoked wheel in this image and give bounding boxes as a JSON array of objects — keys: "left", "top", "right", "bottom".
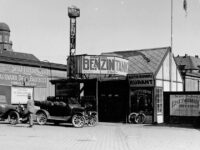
[
  {"left": 8, "top": 111, "right": 19, "bottom": 125},
  {"left": 72, "top": 115, "right": 85, "bottom": 128},
  {"left": 88, "top": 115, "right": 97, "bottom": 127},
  {"left": 36, "top": 112, "right": 47, "bottom": 125}
]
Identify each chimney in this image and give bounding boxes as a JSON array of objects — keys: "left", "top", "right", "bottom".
[{"left": 183, "top": 54, "right": 188, "bottom": 58}]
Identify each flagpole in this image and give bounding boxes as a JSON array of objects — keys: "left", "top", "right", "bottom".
[{"left": 171, "top": 0, "right": 173, "bottom": 52}]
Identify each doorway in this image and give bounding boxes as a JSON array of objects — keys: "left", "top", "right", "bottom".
[{"left": 98, "top": 80, "right": 128, "bottom": 122}]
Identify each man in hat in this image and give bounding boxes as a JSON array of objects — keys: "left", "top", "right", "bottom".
[{"left": 27, "top": 94, "right": 35, "bottom": 127}]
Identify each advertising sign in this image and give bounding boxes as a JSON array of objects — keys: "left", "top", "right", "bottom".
[
  {"left": 11, "top": 87, "right": 33, "bottom": 104},
  {"left": 0, "top": 64, "right": 48, "bottom": 87},
  {"left": 128, "top": 73, "right": 154, "bottom": 87},
  {"left": 170, "top": 95, "right": 200, "bottom": 116},
  {"left": 70, "top": 19, "right": 76, "bottom": 49},
  {"left": 79, "top": 55, "right": 128, "bottom": 76}
]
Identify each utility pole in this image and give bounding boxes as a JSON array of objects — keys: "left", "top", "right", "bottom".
[{"left": 68, "top": 6, "right": 80, "bottom": 78}]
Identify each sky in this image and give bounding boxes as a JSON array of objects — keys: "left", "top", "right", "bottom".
[{"left": 1, "top": 0, "right": 200, "bottom": 64}]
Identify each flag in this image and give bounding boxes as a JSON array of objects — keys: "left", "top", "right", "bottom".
[{"left": 183, "top": 0, "right": 187, "bottom": 14}]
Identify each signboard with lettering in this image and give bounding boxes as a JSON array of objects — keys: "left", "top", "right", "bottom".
[
  {"left": 71, "top": 55, "right": 129, "bottom": 76},
  {"left": 0, "top": 64, "right": 48, "bottom": 87},
  {"left": 11, "top": 87, "right": 33, "bottom": 104},
  {"left": 128, "top": 73, "right": 154, "bottom": 87},
  {"left": 170, "top": 95, "right": 200, "bottom": 116}
]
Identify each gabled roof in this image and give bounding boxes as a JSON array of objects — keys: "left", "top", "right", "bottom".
[
  {"left": 102, "top": 47, "right": 170, "bottom": 74},
  {"left": 175, "top": 55, "right": 200, "bottom": 70}
]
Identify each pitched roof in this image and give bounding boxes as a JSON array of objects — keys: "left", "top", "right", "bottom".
[
  {"left": 102, "top": 47, "right": 170, "bottom": 74},
  {"left": 0, "top": 49, "right": 66, "bottom": 70},
  {"left": 0, "top": 49, "right": 39, "bottom": 61},
  {"left": 175, "top": 55, "right": 200, "bottom": 70}
]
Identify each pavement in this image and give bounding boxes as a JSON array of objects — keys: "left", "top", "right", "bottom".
[{"left": 0, "top": 121, "right": 200, "bottom": 150}]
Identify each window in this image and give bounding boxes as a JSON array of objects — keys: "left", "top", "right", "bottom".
[
  {"left": 155, "top": 87, "right": 163, "bottom": 114},
  {"left": 0, "top": 35, "right": 2, "bottom": 42},
  {"left": 4, "top": 35, "right": 9, "bottom": 42},
  {"left": 130, "top": 88, "right": 153, "bottom": 114}
]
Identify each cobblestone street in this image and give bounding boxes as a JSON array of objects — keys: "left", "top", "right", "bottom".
[{"left": 0, "top": 122, "right": 200, "bottom": 150}]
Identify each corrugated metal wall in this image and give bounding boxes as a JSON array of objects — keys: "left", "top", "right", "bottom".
[{"left": 34, "top": 69, "right": 66, "bottom": 101}]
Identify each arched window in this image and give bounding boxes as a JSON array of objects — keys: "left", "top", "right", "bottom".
[{"left": 4, "top": 35, "right": 9, "bottom": 42}]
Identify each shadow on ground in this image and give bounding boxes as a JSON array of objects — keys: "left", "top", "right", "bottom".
[
  {"left": 144, "top": 123, "right": 200, "bottom": 130},
  {"left": 0, "top": 120, "right": 75, "bottom": 128}
]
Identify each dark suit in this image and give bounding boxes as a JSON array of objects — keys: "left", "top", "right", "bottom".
[{"left": 27, "top": 99, "right": 35, "bottom": 126}]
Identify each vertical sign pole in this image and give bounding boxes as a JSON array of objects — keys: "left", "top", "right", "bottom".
[{"left": 68, "top": 6, "right": 80, "bottom": 78}]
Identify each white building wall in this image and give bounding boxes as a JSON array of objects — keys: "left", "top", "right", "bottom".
[
  {"left": 155, "top": 52, "right": 183, "bottom": 123},
  {"left": 155, "top": 53, "right": 183, "bottom": 92},
  {"left": 163, "top": 53, "right": 170, "bottom": 81},
  {"left": 185, "top": 77, "right": 199, "bottom": 91}
]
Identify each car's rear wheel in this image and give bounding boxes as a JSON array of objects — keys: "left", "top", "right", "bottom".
[
  {"left": 72, "top": 114, "right": 85, "bottom": 128},
  {"left": 8, "top": 111, "right": 19, "bottom": 125},
  {"left": 36, "top": 111, "right": 47, "bottom": 125}
]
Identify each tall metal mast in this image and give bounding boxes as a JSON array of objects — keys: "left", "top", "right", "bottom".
[
  {"left": 171, "top": 0, "right": 173, "bottom": 51},
  {"left": 68, "top": 6, "right": 80, "bottom": 78}
]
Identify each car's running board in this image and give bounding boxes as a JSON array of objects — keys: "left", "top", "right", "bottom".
[{"left": 48, "top": 116, "right": 71, "bottom": 121}]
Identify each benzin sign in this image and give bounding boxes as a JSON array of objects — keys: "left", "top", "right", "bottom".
[{"left": 76, "top": 55, "right": 129, "bottom": 76}]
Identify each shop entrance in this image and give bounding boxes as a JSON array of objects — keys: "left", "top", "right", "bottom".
[
  {"left": 130, "top": 88, "right": 153, "bottom": 123},
  {"left": 98, "top": 80, "right": 128, "bottom": 122}
]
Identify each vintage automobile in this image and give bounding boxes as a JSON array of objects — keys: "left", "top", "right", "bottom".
[
  {"left": 0, "top": 103, "right": 39, "bottom": 125},
  {"left": 35, "top": 96, "right": 97, "bottom": 128},
  {"left": 0, "top": 104, "right": 18, "bottom": 122}
]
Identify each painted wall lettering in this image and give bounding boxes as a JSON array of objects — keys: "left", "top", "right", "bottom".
[{"left": 128, "top": 73, "right": 154, "bottom": 87}]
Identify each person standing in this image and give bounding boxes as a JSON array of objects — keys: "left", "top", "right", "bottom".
[{"left": 27, "top": 94, "right": 35, "bottom": 127}]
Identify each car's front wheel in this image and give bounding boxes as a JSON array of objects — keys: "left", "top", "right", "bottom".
[
  {"left": 36, "top": 111, "right": 47, "bottom": 125},
  {"left": 88, "top": 115, "right": 97, "bottom": 127},
  {"left": 72, "top": 114, "right": 85, "bottom": 128},
  {"left": 8, "top": 111, "right": 19, "bottom": 125}
]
